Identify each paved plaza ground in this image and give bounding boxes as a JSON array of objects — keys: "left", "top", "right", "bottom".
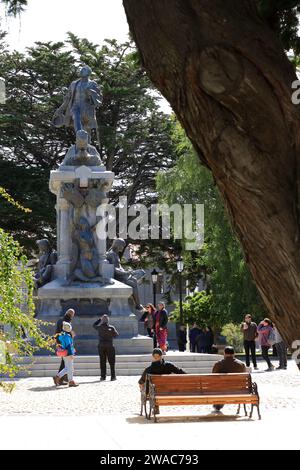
[{"left": 1, "top": 359, "right": 300, "bottom": 450}]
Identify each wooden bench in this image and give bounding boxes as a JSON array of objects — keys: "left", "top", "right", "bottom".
[{"left": 140, "top": 373, "right": 261, "bottom": 422}]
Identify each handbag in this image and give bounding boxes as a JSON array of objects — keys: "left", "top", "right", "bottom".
[{"left": 56, "top": 346, "right": 68, "bottom": 357}]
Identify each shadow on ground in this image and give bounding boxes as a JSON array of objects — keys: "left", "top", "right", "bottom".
[{"left": 126, "top": 413, "right": 254, "bottom": 425}]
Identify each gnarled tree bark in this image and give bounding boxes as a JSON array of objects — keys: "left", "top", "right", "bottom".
[{"left": 123, "top": 0, "right": 300, "bottom": 348}]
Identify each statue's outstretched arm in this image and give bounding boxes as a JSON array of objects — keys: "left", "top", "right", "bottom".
[{"left": 55, "top": 86, "right": 72, "bottom": 115}]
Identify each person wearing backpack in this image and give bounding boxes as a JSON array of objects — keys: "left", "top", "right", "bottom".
[
  {"left": 53, "top": 322, "right": 79, "bottom": 387},
  {"left": 257, "top": 318, "right": 275, "bottom": 371},
  {"left": 55, "top": 308, "right": 75, "bottom": 385}
]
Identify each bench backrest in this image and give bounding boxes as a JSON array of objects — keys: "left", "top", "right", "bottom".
[{"left": 148, "top": 373, "right": 253, "bottom": 395}]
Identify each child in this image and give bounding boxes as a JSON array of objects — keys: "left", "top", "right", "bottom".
[{"left": 54, "top": 322, "right": 78, "bottom": 387}]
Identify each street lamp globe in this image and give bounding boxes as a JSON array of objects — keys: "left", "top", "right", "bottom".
[
  {"left": 176, "top": 256, "right": 184, "bottom": 273},
  {"left": 151, "top": 268, "right": 158, "bottom": 284}
]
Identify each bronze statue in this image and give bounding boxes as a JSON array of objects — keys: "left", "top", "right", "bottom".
[
  {"left": 70, "top": 216, "right": 102, "bottom": 283},
  {"left": 34, "top": 239, "right": 57, "bottom": 288},
  {"left": 52, "top": 65, "right": 101, "bottom": 145},
  {"left": 106, "top": 238, "right": 145, "bottom": 310}
]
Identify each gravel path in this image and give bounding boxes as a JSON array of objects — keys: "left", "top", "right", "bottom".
[{"left": 1, "top": 360, "right": 299, "bottom": 417}]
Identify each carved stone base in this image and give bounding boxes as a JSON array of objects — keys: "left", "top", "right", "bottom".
[{"left": 36, "top": 279, "right": 152, "bottom": 354}]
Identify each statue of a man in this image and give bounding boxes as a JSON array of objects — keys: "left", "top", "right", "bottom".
[
  {"left": 106, "top": 239, "right": 145, "bottom": 311},
  {"left": 52, "top": 65, "right": 101, "bottom": 144},
  {"left": 34, "top": 239, "right": 57, "bottom": 288}
]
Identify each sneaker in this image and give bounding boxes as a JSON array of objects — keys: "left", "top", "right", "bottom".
[
  {"left": 69, "top": 380, "right": 79, "bottom": 387},
  {"left": 254, "top": 367, "right": 259, "bottom": 370},
  {"left": 100, "top": 377, "right": 106, "bottom": 382},
  {"left": 276, "top": 366, "right": 282, "bottom": 370},
  {"left": 53, "top": 376, "right": 61, "bottom": 386},
  {"left": 266, "top": 365, "right": 275, "bottom": 371},
  {"left": 111, "top": 377, "right": 117, "bottom": 382}
]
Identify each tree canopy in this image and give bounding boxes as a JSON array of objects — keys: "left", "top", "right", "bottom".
[
  {"left": 157, "top": 123, "right": 264, "bottom": 324},
  {"left": 0, "top": 228, "right": 51, "bottom": 385}
]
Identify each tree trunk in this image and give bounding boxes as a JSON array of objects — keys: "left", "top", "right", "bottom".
[{"left": 123, "top": 0, "right": 300, "bottom": 349}]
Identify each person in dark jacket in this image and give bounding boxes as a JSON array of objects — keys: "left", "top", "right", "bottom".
[
  {"left": 138, "top": 348, "right": 186, "bottom": 388},
  {"left": 153, "top": 302, "right": 168, "bottom": 353},
  {"left": 203, "top": 326, "right": 214, "bottom": 353},
  {"left": 54, "top": 308, "right": 75, "bottom": 385},
  {"left": 241, "top": 314, "right": 258, "bottom": 370},
  {"left": 93, "top": 314, "right": 119, "bottom": 381},
  {"left": 177, "top": 325, "right": 187, "bottom": 352},
  {"left": 140, "top": 304, "right": 156, "bottom": 341},
  {"left": 189, "top": 323, "right": 202, "bottom": 352},
  {"left": 212, "top": 346, "right": 247, "bottom": 413},
  {"left": 195, "top": 328, "right": 207, "bottom": 353},
  {"left": 273, "top": 324, "right": 287, "bottom": 370}
]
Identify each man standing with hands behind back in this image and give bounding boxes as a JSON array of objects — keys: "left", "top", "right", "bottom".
[{"left": 241, "top": 314, "right": 258, "bottom": 370}]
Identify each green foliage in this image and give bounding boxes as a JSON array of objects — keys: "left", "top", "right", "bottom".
[
  {"left": 256, "top": 0, "right": 300, "bottom": 54},
  {"left": 0, "top": 186, "right": 31, "bottom": 213},
  {"left": 1, "top": 0, "right": 27, "bottom": 16},
  {"left": 171, "top": 291, "right": 219, "bottom": 329},
  {"left": 157, "top": 123, "right": 265, "bottom": 326},
  {"left": 221, "top": 323, "right": 244, "bottom": 353},
  {"left": 0, "top": 228, "right": 52, "bottom": 381}
]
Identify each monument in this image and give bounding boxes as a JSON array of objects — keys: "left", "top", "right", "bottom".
[{"left": 36, "top": 66, "right": 152, "bottom": 354}]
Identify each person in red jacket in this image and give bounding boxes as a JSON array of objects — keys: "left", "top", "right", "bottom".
[{"left": 153, "top": 302, "right": 168, "bottom": 354}]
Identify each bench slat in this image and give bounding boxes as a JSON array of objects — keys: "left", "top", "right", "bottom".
[{"left": 156, "top": 395, "right": 258, "bottom": 406}]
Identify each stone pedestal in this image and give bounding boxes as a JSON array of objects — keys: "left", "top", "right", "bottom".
[
  {"left": 36, "top": 158, "right": 152, "bottom": 355},
  {"left": 50, "top": 164, "right": 114, "bottom": 281}
]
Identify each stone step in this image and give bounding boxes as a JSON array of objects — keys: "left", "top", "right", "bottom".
[
  {"left": 21, "top": 361, "right": 216, "bottom": 371},
  {"left": 16, "top": 353, "right": 222, "bottom": 377},
  {"left": 17, "top": 367, "right": 215, "bottom": 378},
  {"left": 21, "top": 353, "right": 221, "bottom": 364}
]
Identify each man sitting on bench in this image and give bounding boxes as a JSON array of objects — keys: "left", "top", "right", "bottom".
[
  {"left": 212, "top": 346, "right": 247, "bottom": 413},
  {"left": 138, "top": 348, "right": 186, "bottom": 391}
]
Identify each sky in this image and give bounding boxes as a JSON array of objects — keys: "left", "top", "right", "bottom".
[
  {"left": 0, "top": 0, "right": 130, "bottom": 50},
  {"left": 0, "top": 0, "right": 171, "bottom": 112}
]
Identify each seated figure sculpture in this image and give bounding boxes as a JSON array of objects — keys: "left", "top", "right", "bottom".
[
  {"left": 106, "top": 238, "right": 145, "bottom": 310},
  {"left": 34, "top": 239, "right": 57, "bottom": 288}
]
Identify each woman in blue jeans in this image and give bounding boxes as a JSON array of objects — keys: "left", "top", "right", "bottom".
[
  {"left": 257, "top": 318, "right": 275, "bottom": 371},
  {"left": 54, "top": 322, "right": 79, "bottom": 387}
]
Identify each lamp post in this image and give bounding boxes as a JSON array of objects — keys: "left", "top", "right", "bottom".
[
  {"left": 151, "top": 268, "right": 158, "bottom": 307},
  {"left": 176, "top": 257, "right": 184, "bottom": 325}
]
